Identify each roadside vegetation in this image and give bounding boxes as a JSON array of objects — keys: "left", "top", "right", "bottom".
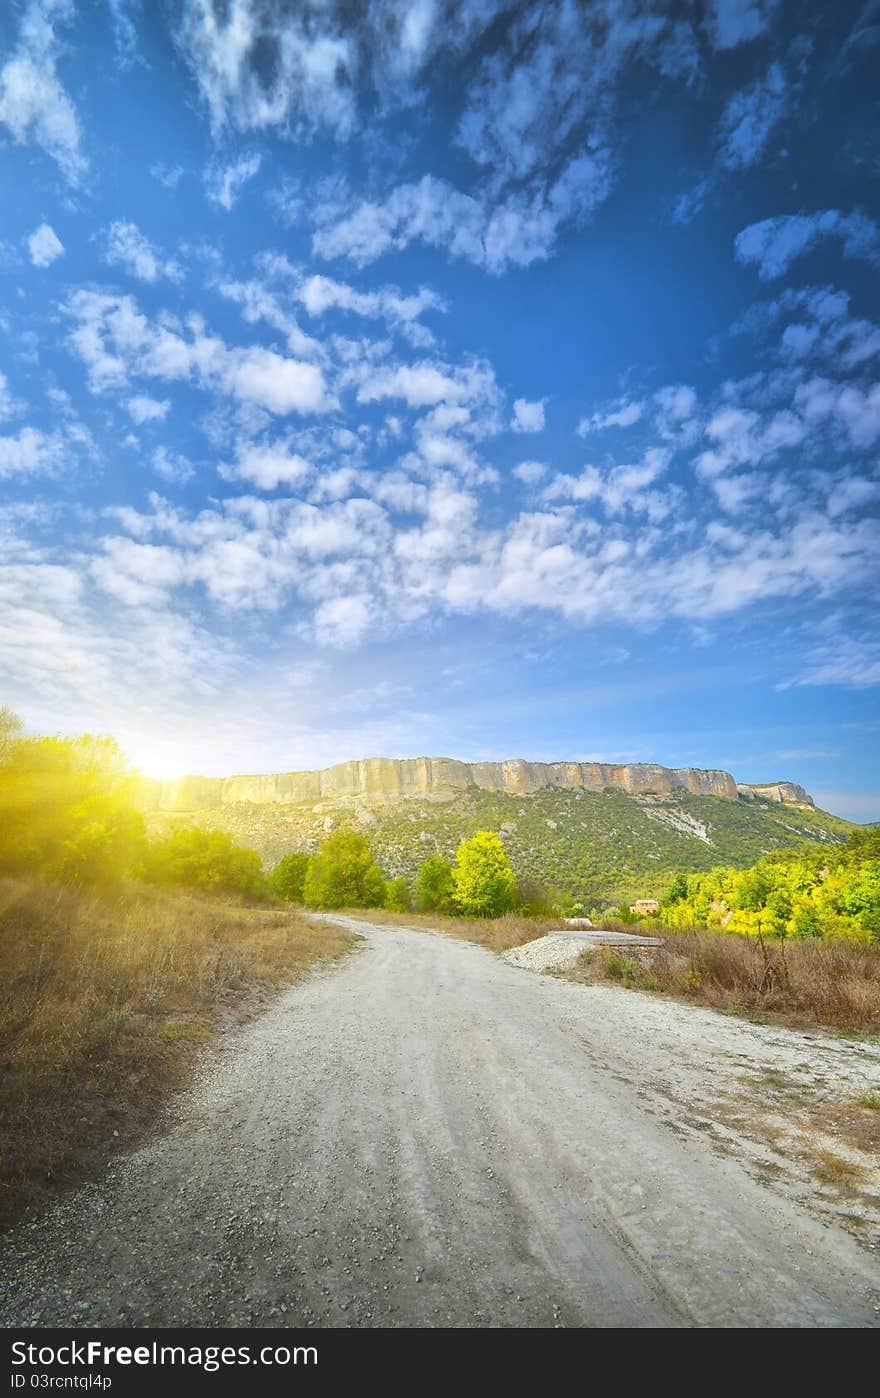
[
  {"left": 566, "top": 930, "right": 880, "bottom": 1033},
  {"left": 653, "top": 833, "right": 880, "bottom": 943},
  {"left": 0, "top": 709, "right": 354, "bottom": 1226}
]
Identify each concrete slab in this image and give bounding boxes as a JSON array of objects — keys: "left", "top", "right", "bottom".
[{"left": 551, "top": 929, "right": 664, "bottom": 948}]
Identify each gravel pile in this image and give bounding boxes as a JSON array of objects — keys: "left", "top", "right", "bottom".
[
  {"left": 503, "top": 934, "right": 592, "bottom": 973},
  {"left": 503, "top": 929, "right": 664, "bottom": 974}
]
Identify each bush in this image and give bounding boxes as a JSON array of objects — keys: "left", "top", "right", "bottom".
[
  {"left": 0, "top": 725, "right": 145, "bottom": 886},
  {"left": 512, "top": 876, "right": 562, "bottom": 917},
  {"left": 303, "top": 831, "right": 386, "bottom": 910},
  {"left": 385, "top": 877, "right": 412, "bottom": 912},
  {"left": 269, "top": 852, "right": 312, "bottom": 903},
  {"left": 143, "top": 827, "right": 266, "bottom": 898},
  {"left": 451, "top": 831, "right": 516, "bottom": 917},
  {"left": 657, "top": 835, "right": 880, "bottom": 942},
  {"left": 414, "top": 855, "right": 456, "bottom": 913}
]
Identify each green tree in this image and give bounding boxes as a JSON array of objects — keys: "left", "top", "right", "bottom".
[
  {"left": 0, "top": 730, "right": 144, "bottom": 885},
  {"left": 302, "top": 831, "right": 386, "bottom": 909},
  {"left": 269, "top": 852, "right": 312, "bottom": 903},
  {"left": 451, "top": 831, "right": 515, "bottom": 917},
  {"left": 662, "top": 872, "right": 689, "bottom": 906},
  {"left": 414, "top": 855, "right": 456, "bottom": 913},
  {"left": 385, "top": 876, "right": 411, "bottom": 912},
  {"left": 143, "top": 827, "right": 266, "bottom": 898}
]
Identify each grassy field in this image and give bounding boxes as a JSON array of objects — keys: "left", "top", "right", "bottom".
[{"left": 0, "top": 877, "right": 355, "bottom": 1228}]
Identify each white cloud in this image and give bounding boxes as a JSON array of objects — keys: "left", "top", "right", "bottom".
[
  {"left": 312, "top": 158, "right": 612, "bottom": 275},
  {"left": 0, "top": 425, "right": 64, "bottom": 478},
  {"left": 705, "top": 0, "right": 778, "bottom": 51},
  {"left": 27, "top": 222, "right": 64, "bottom": 267},
  {"left": 356, "top": 358, "right": 497, "bottom": 413},
  {"left": 104, "top": 221, "right": 183, "bottom": 283},
  {"left": 152, "top": 447, "right": 195, "bottom": 485},
  {"left": 312, "top": 594, "right": 373, "bottom": 647},
  {"left": 64, "top": 288, "right": 332, "bottom": 416},
  {"left": 511, "top": 398, "right": 545, "bottom": 433},
  {"left": 0, "top": 372, "right": 23, "bottom": 422},
  {"left": 126, "top": 395, "right": 170, "bottom": 425},
  {"left": 175, "top": 0, "right": 501, "bottom": 138},
  {"left": 223, "top": 344, "right": 328, "bottom": 415},
  {"left": 513, "top": 460, "right": 546, "bottom": 486},
  {"left": 718, "top": 63, "right": 789, "bottom": 170},
  {"left": 219, "top": 438, "right": 312, "bottom": 490},
  {"left": 0, "top": 0, "right": 86, "bottom": 183},
  {"left": 205, "top": 153, "right": 262, "bottom": 210},
  {"left": 735, "top": 210, "right": 880, "bottom": 280},
  {"left": 578, "top": 399, "right": 643, "bottom": 435},
  {"left": 294, "top": 269, "right": 445, "bottom": 347}
]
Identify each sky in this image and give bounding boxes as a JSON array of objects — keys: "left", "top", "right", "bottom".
[{"left": 1, "top": 0, "right": 879, "bottom": 818}]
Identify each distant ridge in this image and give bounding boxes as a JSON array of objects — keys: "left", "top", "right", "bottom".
[{"left": 139, "top": 757, "right": 814, "bottom": 813}]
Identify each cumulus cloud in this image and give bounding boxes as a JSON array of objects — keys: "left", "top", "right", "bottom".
[
  {"left": 0, "top": 0, "right": 86, "bottom": 182},
  {"left": 0, "top": 425, "right": 64, "bottom": 478},
  {"left": 126, "top": 395, "right": 170, "bottom": 425},
  {"left": 104, "top": 221, "right": 183, "bottom": 283},
  {"left": 27, "top": 222, "right": 64, "bottom": 267},
  {"left": 219, "top": 438, "right": 313, "bottom": 490},
  {"left": 64, "top": 288, "right": 332, "bottom": 416},
  {"left": 735, "top": 210, "right": 880, "bottom": 280},
  {"left": 512, "top": 461, "right": 546, "bottom": 486},
  {"left": 511, "top": 398, "right": 545, "bottom": 433}
]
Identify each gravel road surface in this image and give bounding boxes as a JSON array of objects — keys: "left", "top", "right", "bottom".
[{"left": 1, "top": 915, "right": 878, "bottom": 1328}]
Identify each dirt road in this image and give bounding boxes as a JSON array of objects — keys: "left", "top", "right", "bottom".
[{"left": 1, "top": 916, "right": 878, "bottom": 1328}]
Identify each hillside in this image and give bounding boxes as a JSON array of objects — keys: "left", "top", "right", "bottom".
[{"left": 144, "top": 768, "right": 854, "bottom": 906}]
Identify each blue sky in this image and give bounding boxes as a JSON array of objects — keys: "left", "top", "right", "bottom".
[{"left": 1, "top": 1, "right": 879, "bottom": 818}]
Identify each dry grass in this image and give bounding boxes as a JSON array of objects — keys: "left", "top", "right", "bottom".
[
  {"left": 335, "top": 905, "right": 564, "bottom": 952},
  {"left": 568, "top": 928, "right": 880, "bottom": 1034},
  {"left": 810, "top": 1149, "right": 869, "bottom": 1191},
  {"left": 0, "top": 876, "right": 354, "bottom": 1228}
]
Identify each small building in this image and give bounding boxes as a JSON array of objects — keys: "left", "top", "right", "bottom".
[{"left": 630, "top": 898, "right": 660, "bottom": 916}]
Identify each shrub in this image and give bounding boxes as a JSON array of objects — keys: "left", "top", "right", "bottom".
[
  {"left": 512, "top": 876, "right": 561, "bottom": 917},
  {"left": 385, "top": 877, "right": 412, "bottom": 912},
  {"left": 269, "top": 852, "right": 312, "bottom": 903},
  {"left": 414, "top": 855, "right": 456, "bottom": 913},
  {"left": 303, "top": 831, "right": 386, "bottom": 909},
  {"left": 451, "top": 830, "right": 515, "bottom": 917},
  {"left": 143, "top": 827, "right": 266, "bottom": 898}
]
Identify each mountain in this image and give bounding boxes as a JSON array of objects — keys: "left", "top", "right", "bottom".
[{"left": 140, "top": 756, "right": 854, "bottom": 904}]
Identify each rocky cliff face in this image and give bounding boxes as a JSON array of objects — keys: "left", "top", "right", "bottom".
[
  {"left": 737, "top": 782, "right": 815, "bottom": 808},
  {"left": 139, "top": 757, "right": 748, "bottom": 813}
]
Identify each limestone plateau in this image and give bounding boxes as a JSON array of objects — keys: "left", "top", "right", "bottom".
[{"left": 139, "top": 758, "right": 815, "bottom": 813}]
